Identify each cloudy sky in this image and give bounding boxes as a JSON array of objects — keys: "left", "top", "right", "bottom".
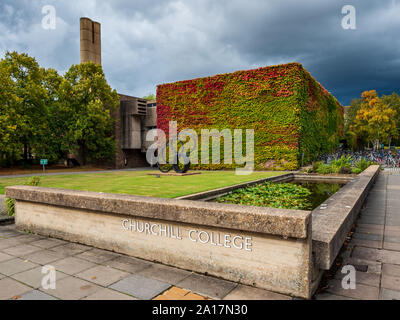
[{"left": 0, "top": 0, "right": 399, "bottom": 105}]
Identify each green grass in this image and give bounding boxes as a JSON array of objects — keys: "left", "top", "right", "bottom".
[{"left": 0, "top": 170, "right": 286, "bottom": 199}]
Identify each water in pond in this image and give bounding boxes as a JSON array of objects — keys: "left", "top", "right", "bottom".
[{"left": 289, "top": 180, "right": 345, "bottom": 210}]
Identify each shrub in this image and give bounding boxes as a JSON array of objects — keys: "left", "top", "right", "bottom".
[
  {"left": 331, "top": 155, "right": 353, "bottom": 168},
  {"left": 313, "top": 161, "right": 323, "bottom": 172},
  {"left": 27, "top": 176, "right": 41, "bottom": 186},
  {"left": 5, "top": 198, "right": 15, "bottom": 217},
  {"left": 5, "top": 176, "right": 41, "bottom": 217},
  {"left": 352, "top": 168, "right": 362, "bottom": 174},
  {"left": 355, "top": 158, "right": 374, "bottom": 172},
  {"left": 316, "top": 164, "right": 334, "bottom": 174}
]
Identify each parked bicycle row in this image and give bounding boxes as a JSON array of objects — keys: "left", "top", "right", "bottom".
[{"left": 317, "top": 148, "right": 400, "bottom": 168}]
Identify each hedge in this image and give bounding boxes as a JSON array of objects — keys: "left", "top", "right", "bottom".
[{"left": 156, "top": 63, "right": 344, "bottom": 170}]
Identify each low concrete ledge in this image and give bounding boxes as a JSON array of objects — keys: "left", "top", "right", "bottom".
[
  {"left": 5, "top": 185, "right": 310, "bottom": 239},
  {"left": 6, "top": 185, "right": 313, "bottom": 298},
  {"left": 312, "top": 165, "right": 381, "bottom": 270},
  {"left": 176, "top": 173, "right": 294, "bottom": 201}
]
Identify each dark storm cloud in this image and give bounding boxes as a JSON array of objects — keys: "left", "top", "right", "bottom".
[{"left": 0, "top": 0, "right": 399, "bottom": 105}]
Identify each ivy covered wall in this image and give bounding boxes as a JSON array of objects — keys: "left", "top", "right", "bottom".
[{"left": 156, "top": 63, "right": 344, "bottom": 170}]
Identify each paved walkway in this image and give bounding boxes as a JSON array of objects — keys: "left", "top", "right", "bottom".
[
  {"left": 316, "top": 170, "right": 400, "bottom": 300},
  {"left": 0, "top": 224, "right": 291, "bottom": 300}
]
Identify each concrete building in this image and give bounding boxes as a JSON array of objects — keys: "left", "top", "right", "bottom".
[{"left": 79, "top": 18, "right": 156, "bottom": 168}]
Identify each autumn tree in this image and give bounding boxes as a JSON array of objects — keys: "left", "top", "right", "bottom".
[{"left": 351, "top": 90, "right": 398, "bottom": 150}]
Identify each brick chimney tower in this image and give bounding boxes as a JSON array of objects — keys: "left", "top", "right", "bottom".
[{"left": 80, "top": 17, "right": 101, "bottom": 65}]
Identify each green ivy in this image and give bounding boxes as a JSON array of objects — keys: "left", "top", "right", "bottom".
[{"left": 157, "top": 63, "right": 344, "bottom": 170}]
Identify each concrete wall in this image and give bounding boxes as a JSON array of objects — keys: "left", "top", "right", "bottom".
[
  {"left": 312, "top": 165, "right": 381, "bottom": 270},
  {"left": 6, "top": 186, "right": 312, "bottom": 299},
  {"left": 80, "top": 17, "right": 101, "bottom": 65}
]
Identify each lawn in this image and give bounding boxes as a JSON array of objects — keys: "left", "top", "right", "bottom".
[{"left": 0, "top": 170, "right": 286, "bottom": 199}]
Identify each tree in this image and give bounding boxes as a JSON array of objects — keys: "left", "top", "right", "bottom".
[
  {"left": 0, "top": 60, "right": 20, "bottom": 166},
  {"left": 381, "top": 93, "right": 400, "bottom": 145},
  {"left": 344, "top": 98, "right": 363, "bottom": 149},
  {"left": 59, "top": 62, "right": 119, "bottom": 165},
  {"left": 142, "top": 93, "right": 156, "bottom": 101},
  {"left": 33, "top": 68, "right": 66, "bottom": 162},
  {"left": 351, "top": 90, "right": 398, "bottom": 150},
  {"left": 0, "top": 51, "right": 48, "bottom": 164}
]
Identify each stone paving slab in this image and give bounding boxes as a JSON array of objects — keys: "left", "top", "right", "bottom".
[
  {"left": 40, "top": 276, "right": 103, "bottom": 300},
  {"left": 106, "top": 255, "right": 153, "bottom": 273},
  {"left": 382, "top": 264, "right": 400, "bottom": 277},
  {"left": 11, "top": 266, "right": 68, "bottom": 289},
  {"left": 3, "top": 244, "right": 43, "bottom": 257},
  {"left": 82, "top": 288, "right": 137, "bottom": 300},
  {"left": 75, "top": 265, "right": 130, "bottom": 287},
  {"left": 176, "top": 273, "right": 237, "bottom": 299},
  {"left": 109, "top": 274, "right": 171, "bottom": 300},
  {"left": 384, "top": 242, "right": 400, "bottom": 251},
  {"left": 324, "top": 279, "right": 379, "bottom": 300},
  {"left": 0, "top": 277, "right": 32, "bottom": 300},
  {"left": 315, "top": 293, "right": 356, "bottom": 300},
  {"left": 76, "top": 248, "right": 122, "bottom": 264},
  {"left": 0, "top": 258, "right": 38, "bottom": 276},
  {"left": 334, "top": 270, "right": 380, "bottom": 287},
  {"left": 381, "top": 274, "right": 400, "bottom": 291},
  {"left": 223, "top": 284, "right": 292, "bottom": 300},
  {"left": 137, "top": 263, "right": 192, "bottom": 285},
  {"left": 51, "top": 256, "right": 96, "bottom": 275},
  {"left": 30, "top": 238, "right": 67, "bottom": 249},
  {"left": 380, "top": 288, "right": 400, "bottom": 300},
  {"left": 0, "top": 252, "right": 13, "bottom": 263},
  {"left": 22, "top": 249, "right": 67, "bottom": 265},
  {"left": 350, "top": 238, "right": 382, "bottom": 249},
  {"left": 49, "top": 243, "right": 92, "bottom": 256},
  {"left": 154, "top": 287, "right": 211, "bottom": 301},
  {"left": 17, "top": 290, "right": 58, "bottom": 300}
]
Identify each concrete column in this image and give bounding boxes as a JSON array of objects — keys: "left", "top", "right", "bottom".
[{"left": 80, "top": 17, "right": 101, "bottom": 65}]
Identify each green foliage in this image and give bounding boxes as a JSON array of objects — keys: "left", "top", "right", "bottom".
[
  {"left": 157, "top": 63, "right": 344, "bottom": 170},
  {"left": 316, "top": 164, "right": 335, "bottom": 174},
  {"left": 0, "top": 51, "right": 119, "bottom": 167},
  {"left": 59, "top": 62, "right": 119, "bottom": 165},
  {"left": 216, "top": 182, "right": 313, "bottom": 210},
  {"left": 4, "top": 176, "right": 41, "bottom": 217},
  {"left": 331, "top": 155, "right": 353, "bottom": 168},
  {"left": 354, "top": 158, "right": 374, "bottom": 171},
  {"left": 26, "top": 176, "right": 41, "bottom": 186},
  {"left": 5, "top": 198, "right": 15, "bottom": 217},
  {"left": 0, "top": 52, "right": 48, "bottom": 164},
  {"left": 312, "top": 157, "right": 373, "bottom": 175},
  {"left": 142, "top": 94, "right": 156, "bottom": 100},
  {"left": 381, "top": 93, "right": 400, "bottom": 146}
]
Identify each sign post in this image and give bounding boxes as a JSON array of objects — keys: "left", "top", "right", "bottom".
[{"left": 40, "top": 159, "right": 48, "bottom": 173}]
